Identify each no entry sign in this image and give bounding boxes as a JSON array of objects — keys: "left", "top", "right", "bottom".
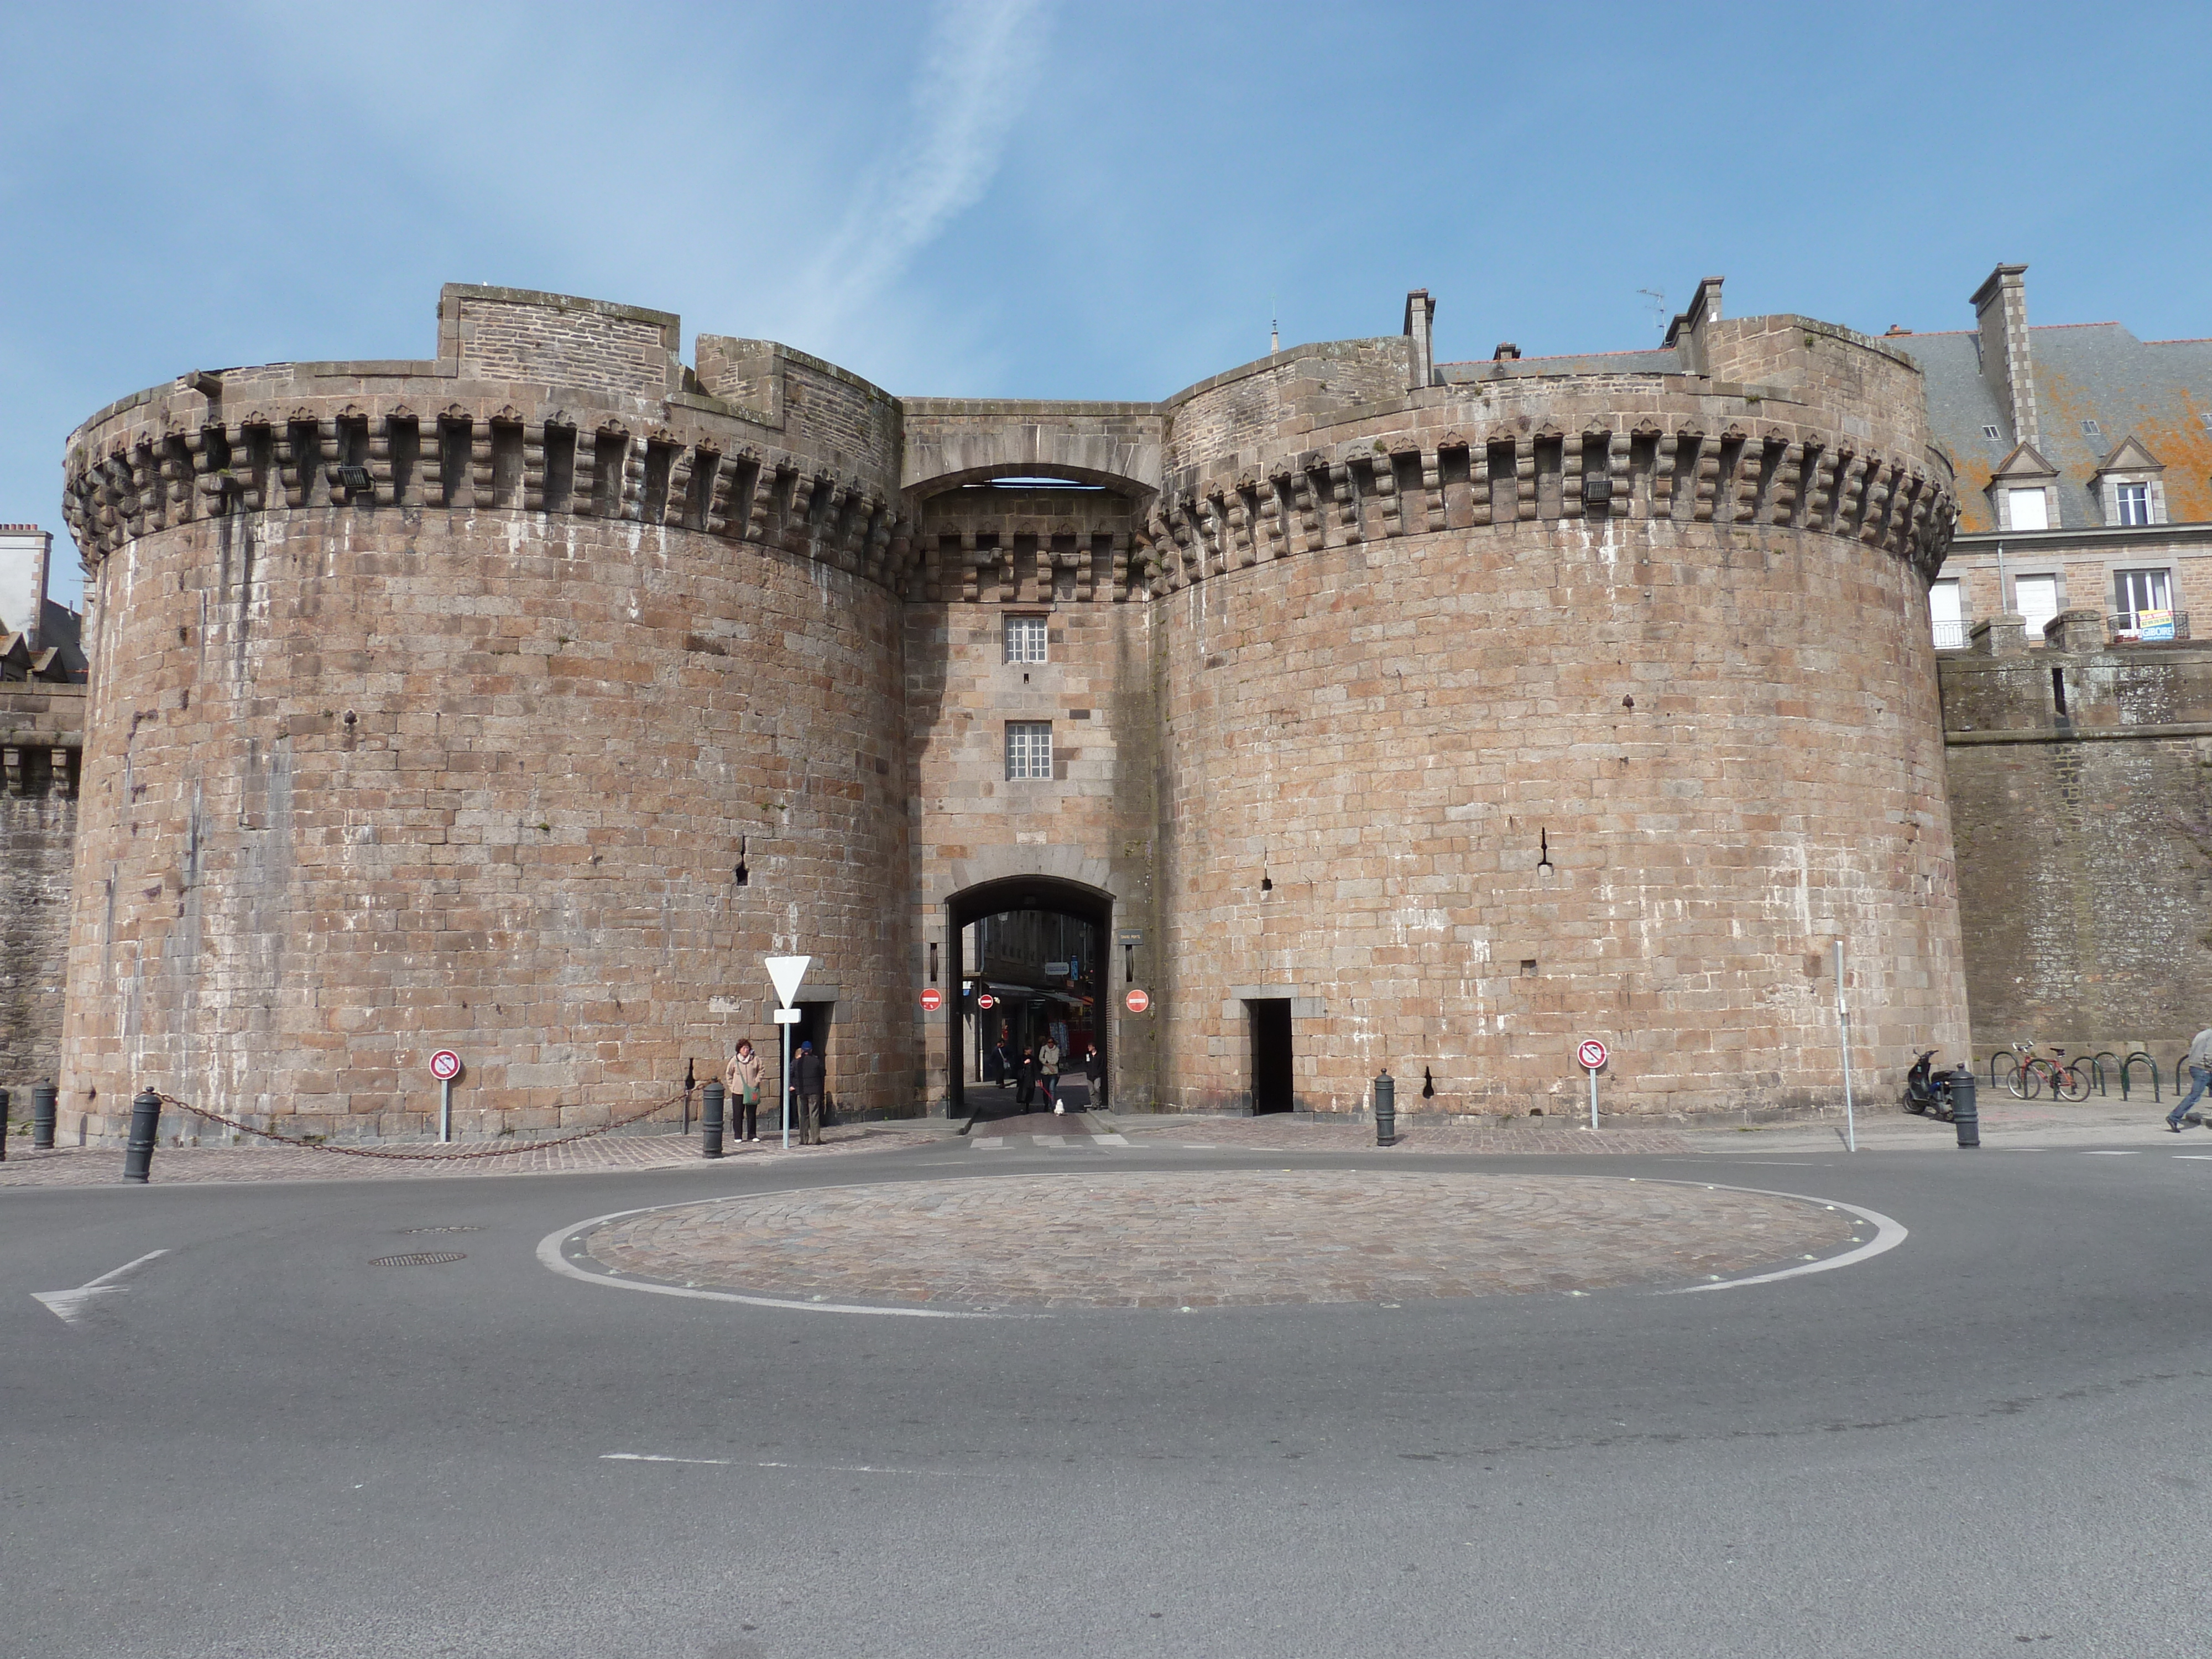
[
  {"left": 977, "top": 992, "right": 995, "bottom": 1010},
  {"left": 919, "top": 987, "right": 943, "bottom": 1012},
  {"left": 429, "top": 1050, "right": 462, "bottom": 1082},
  {"left": 1125, "top": 988, "right": 1151, "bottom": 1014},
  {"left": 1578, "top": 1039, "right": 1608, "bottom": 1071}
]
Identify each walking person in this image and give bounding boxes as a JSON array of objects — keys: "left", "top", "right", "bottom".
[
  {"left": 726, "top": 1039, "right": 762, "bottom": 1142},
  {"left": 1084, "top": 1043, "right": 1104, "bottom": 1112},
  {"left": 1040, "top": 1035, "right": 1063, "bottom": 1114},
  {"left": 1015, "top": 1046, "right": 1039, "bottom": 1112},
  {"left": 795, "top": 1039, "right": 827, "bottom": 1146},
  {"left": 2168, "top": 1024, "right": 2212, "bottom": 1130}
]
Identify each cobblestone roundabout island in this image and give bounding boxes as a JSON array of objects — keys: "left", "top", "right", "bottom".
[{"left": 577, "top": 1171, "right": 1859, "bottom": 1310}]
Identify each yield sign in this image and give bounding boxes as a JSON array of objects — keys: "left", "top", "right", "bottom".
[{"left": 765, "top": 954, "right": 812, "bottom": 1008}]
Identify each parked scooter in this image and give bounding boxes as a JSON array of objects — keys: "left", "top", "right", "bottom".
[{"left": 1903, "top": 1050, "right": 1955, "bottom": 1120}]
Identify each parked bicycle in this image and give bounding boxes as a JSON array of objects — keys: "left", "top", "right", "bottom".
[{"left": 2003, "top": 1040, "right": 2091, "bottom": 1102}]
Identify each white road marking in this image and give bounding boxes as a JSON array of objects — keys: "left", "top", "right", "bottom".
[
  {"left": 32, "top": 1249, "right": 170, "bottom": 1326},
  {"left": 602, "top": 1453, "right": 732, "bottom": 1466},
  {"left": 971, "top": 1138, "right": 1004, "bottom": 1150},
  {"left": 2174, "top": 1155, "right": 2212, "bottom": 1161},
  {"left": 1092, "top": 1133, "right": 1129, "bottom": 1145},
  {"left": 2080, "top": 1150, "right": 2141, "bottom": 1156},
  {"left": 538, "top": 1206, "right": 1008, "bottom": 1319},
  {"left": 1653, "top": 1185, "right": 1906, "bottom": 1295}
]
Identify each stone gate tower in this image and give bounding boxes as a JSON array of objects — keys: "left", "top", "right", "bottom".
[{"left": 59, "top": 279, "right": 1965, "bottom": 1141}]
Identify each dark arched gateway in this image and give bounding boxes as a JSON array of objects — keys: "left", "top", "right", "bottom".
[{"left": 945, "top": 875, "right": 1112, "bottom": 1118}]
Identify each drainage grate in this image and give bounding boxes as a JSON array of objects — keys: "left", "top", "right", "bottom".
[
  {"left": 399, "top": 1225, "right": 483, "bottom": 1234},
  {"left": 371, "top": 1251, "right": 466, "bottom": 1267}
]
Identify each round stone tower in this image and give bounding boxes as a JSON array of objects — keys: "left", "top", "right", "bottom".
[
  {"left": 58, "top": 286, "right": 917, "bottom": 1141},
  {"left": 1139, "top": 285, "right": 1967, "bottom": 1117}
]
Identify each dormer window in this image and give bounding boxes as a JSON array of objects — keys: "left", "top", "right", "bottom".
[{"left": 2116, "top": 482, "right": 2151, "bottom": 526}]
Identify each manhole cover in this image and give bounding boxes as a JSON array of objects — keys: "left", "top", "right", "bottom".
[
  {"left": 399, "top": 1225, "right": 483, "bottom": 1234},
  {"left": 371, "top": 1251, "right": 466, "bottom": 1267}
]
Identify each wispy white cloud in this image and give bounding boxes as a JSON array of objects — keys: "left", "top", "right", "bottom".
[{"left": 791, "top": 0, "right": 1051, "bottom": 341}]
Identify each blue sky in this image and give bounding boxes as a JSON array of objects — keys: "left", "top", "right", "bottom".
[{"left": 7, "top": 1, "right": 2208, "bottom": 605}]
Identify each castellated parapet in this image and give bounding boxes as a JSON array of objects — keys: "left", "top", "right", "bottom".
[{"left": 59, "top": 280, "right": 1964, "bottom": 1141}]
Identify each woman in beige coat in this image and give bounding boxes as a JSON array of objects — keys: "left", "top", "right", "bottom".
[{"left": 727, "top": 1039, "right": 764, "bottom": 1142}]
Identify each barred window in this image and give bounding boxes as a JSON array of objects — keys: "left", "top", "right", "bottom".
[
  {"left": 1005, "top": 616, "right": 1048, "bottom": 664},
  {"left": 1005, "top": 721, "right": 1052, "bottom": 780}
]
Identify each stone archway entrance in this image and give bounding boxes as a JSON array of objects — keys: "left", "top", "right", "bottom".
[{"left": 946, "top": 875, "right": 1111, "bottom": 1118}]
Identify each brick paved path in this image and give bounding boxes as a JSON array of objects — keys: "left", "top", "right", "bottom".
[
  {"left": 0, "top": 1122, "right": 933, "bottom": 1189},
  {"left": 582, "top": 1171, "right": 1855, "bottom": 1310},
  {"left": 1110, "top": 1115, "right": 1692, "bottom": 1155}
]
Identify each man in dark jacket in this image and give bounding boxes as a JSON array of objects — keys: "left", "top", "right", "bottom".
[
  {"left": 795, "top": 1040, "right": 827, "bottom": 1145},
  {"left": 1015, "top": 1047, "right": 1039, "bottom": 1110}
]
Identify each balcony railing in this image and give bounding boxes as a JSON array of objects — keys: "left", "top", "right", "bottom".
[
  {"left": 1932, "top": 618, "right": 1968, "bottom": 650},
  {"left": 2109, "top": 610, "right": 2191, "bottom": 643}
]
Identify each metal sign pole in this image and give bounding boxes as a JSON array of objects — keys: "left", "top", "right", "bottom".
[
  {"left": 1588, "top": 1065, "right": 1598, "bottom": 1131},
  {"left": 781, "top": 1021, "right": 791, "bottom": 1150},
  {"left": 1837, "top": 938, "right": 1857, "bottom": 1154},
  {"left": 440, "top": 1077, "right": 452, "bottom": 1145}
]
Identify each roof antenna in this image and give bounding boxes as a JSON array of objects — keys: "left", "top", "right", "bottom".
[
  {"left": 1637, "top": 288, "right": 1667, "bottom": 337},
  {"left": 1271, "top": 296, "right": 1280, "bottom": 356}
]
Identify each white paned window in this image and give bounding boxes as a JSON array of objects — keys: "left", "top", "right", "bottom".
[
  {"left": 2013, "top": 574, "right": 2059, "bottom": 639},
  {"left": 1929, "top": 579, "right": 1964, "bottom": 650},
  {"left": 2114, "top": 568, "right": 2172, "bottom": 629},
  {"left": 1005, "top": 721, "right": 1052, "bottom": 780},
  {"left": 1005, "top": 616, "right": 1048, "bottom": 664},
  {"left": 2115, "top": 482, "right": 2151, "bottom": 526},
  {"left": 2007, "top": 487, "right": 2049, "bottom": 531}
]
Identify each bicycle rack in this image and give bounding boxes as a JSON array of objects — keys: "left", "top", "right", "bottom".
[
  {"left": 2090, "top": 1052, "right": 2121, "bottom": 1097},
  {"left": 2120, "top": 1052, "right": 2159, "bottom": 1102},
  {"left": 1988, "top": 1051, "right": 2019, "bottom": 1092}
]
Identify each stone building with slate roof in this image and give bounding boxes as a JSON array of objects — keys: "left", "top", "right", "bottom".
[{"left": 1905, "top": 264, "right": 2212, "bottom": 648}]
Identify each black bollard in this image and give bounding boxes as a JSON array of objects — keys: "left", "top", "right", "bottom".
[
  {"left": 1374, "top": 1068, "right": 1397, "bottom": 1147},
  {"left": 122, "top": 1088, "right": 162, "bottom": 1183},
  {"left": 32, "top": 1081, "right": 56, "bottom": 1150},
  {"left": 701, "top": 1081, "right": 726, "bottom": 1160},
  {"left": 1948, "top": 1067, "right": 1979, "bottom": 1149},
  {"left": 0, "top": 1087, "right": 8, "bottom": 1161}
]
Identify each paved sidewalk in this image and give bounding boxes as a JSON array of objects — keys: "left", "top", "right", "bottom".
[
  {"left": 1680, "top": 1095, "right": 2206, "bottom": 1155},
  {"left": 0, "top": 1119, "right": 953, "bottom": 1188}
]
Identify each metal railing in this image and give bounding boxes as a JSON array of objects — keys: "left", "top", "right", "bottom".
[
  {"left": 1932, "top": 618, "right": 1969, "bottom": 650},
  {"left": 2108, "top": 610, "right": 2191, "bottom": 642}
]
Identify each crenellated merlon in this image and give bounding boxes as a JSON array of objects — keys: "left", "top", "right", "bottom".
[{"left": 1130, "top": 400, "right": 1957, "bottom": 597}]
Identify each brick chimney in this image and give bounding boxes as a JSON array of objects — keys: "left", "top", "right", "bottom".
[{"left": 1971, "top": 263, "right": 2038, "bottom": 450}]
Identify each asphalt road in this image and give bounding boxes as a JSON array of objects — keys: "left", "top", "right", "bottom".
[{"left": 4, "top": 1138, "right": 2209, "bottom": 1658}]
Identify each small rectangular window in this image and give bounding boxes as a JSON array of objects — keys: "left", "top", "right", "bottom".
[
  {"left": 2007, "top": 487, "right": 2049, "bottom": 531},
  {"left": 1004, "top": 616, "right": 1048, "bottom": 664},
  {"left": 2115, "top": 482, "right": 2151, "bottom": 526},
  {"left": 2081, "top": 420, "right": 2101, "bottom": 439},
  {"left": 1981, "top": 425, "right": 2002, "bottom": 441},
  {"left": 1005, "top": 721, "right": 1052, "bottom": 780}
]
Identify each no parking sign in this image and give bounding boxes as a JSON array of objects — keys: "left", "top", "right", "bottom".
[{"left": 1577, "top": 1039, "right": 1607, "bottom": 1071}]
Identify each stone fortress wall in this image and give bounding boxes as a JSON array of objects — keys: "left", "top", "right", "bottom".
[
  {"left": 58, "top": 277, "right": 1964, "bottom": 1140},
  {"left": 0, "top": 681, "right": 82, "bottom": 1093},
  {"left": 1942, "top": 609, "right": 2212, "bottom": 1059}
]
